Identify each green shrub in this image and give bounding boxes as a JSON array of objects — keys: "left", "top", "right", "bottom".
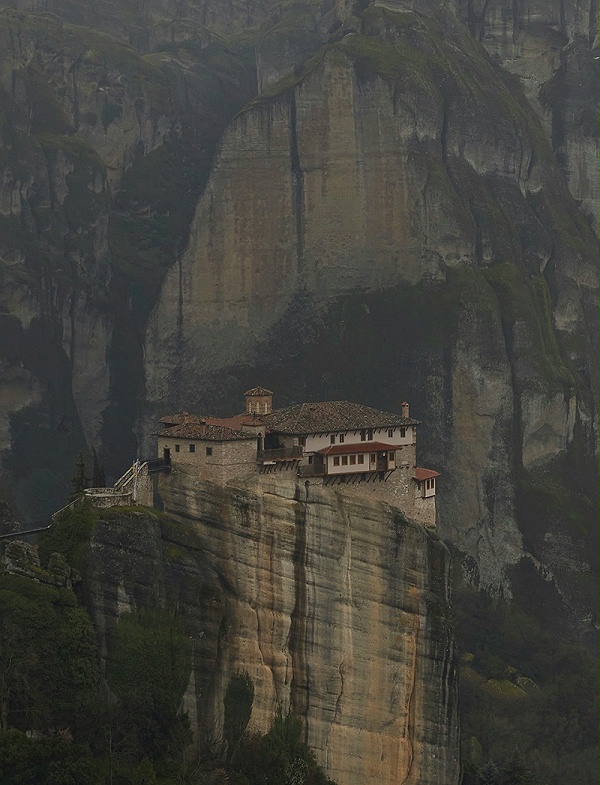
[
  {"left": 224, "top": 672, "right": 255, "bottom": 762},
  {"left": 232, "top": 711, "right": 336, "bottom": 785}
]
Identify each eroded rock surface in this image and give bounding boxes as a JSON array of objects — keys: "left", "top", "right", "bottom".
[{"left": 83, "top": 478, "right": 460, "bottom": 785}]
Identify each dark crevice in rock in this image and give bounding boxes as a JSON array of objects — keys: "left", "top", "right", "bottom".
[
  {"left": 558, "top": 0, "right": 567, "bottom": 34},
  {"left": 511, "top": 0, "right": 525, "bottom": 42},
  {"left": 589, "top": 0, "right": 598, "bottom": 48},
  {"left": 288, "top": 489, "right": 310, "bottom": 739},
  {"left": 289, "top": 89, "right": 305, "bottom": 272}
]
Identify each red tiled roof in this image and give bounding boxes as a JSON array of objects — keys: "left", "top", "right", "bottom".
[
  {"left": 205, "top": 413, "right": 264, "bottom": 429},
  {"left": 413, "top": 468, "right": 440, "bottom": 481},
  {"left": 262, "top": 401, "right": 419, "bottom": 434},
  {"left": 157, "top": 422, "right": 255, "bottom": 441},
  {"left": 159, "top": 412, "right": 204, "bottom": 426},
  {"left": 317, "top": 441, "right": 399, "bottom": 456},
  {"left": 244, "top": 386, "right": 273, "bottom": 396}
]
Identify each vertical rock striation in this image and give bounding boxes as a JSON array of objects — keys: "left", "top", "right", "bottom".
[{"left": 82, "top": 476, "right": 460, "bottom": 785}]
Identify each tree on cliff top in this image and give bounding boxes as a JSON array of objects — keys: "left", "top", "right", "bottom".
[
  {"left": 91, "top": 447, "right": 106, "bottom": 488},
  {"left": 69, "top": 453, "right": 89, "bottom": 501}
]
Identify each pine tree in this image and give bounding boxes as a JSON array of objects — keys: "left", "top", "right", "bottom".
[
  {"left": 69, "top": 452, "right": 90, "bottom": 501},
  {"left": 478, "top": 760, "right": 504, "bottom": 785},
  {"left": 503, "top": 749, "right": 541, "bottom": 785},
  {"left": 91, "top": 447, "right": 106, "bottom": 487}
]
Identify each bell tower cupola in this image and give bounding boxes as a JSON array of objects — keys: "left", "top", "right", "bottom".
[{"left": 244, "top": 387, "right": 273, "bottom": 415}]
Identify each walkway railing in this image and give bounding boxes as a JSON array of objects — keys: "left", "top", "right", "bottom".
[
  {"left": 2, "top": 458, "right": 170, "bottom": 543},
  {"left": 257, "top": 446, "right": 303, "bottom": 462},
  {"left": 51, "top": 495, "right": 84, "bottom": 522}
]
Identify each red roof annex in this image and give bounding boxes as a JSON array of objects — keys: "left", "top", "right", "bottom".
[
  {"left": 317, "top": 442, "right": 398, "bottom": 456},
  {"left": 413, "top": 468, "right": 440, "bottom": 481}
]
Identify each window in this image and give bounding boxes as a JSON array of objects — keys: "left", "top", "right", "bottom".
[
  {"left": 367, "top": 429, "right": 374, "bottom": 440},
  {"left": 341, "top": 455, "right": 348, "bottom": 465},
  {"left": 388, "top": 451, "right": 395, "bottom": 462},
  {"left": 175, "top": 444, "right": 180, "bottom": 452},
  {"left": 360, "top": 430, "right": 366, "bottom": 441},
  {"left": 400, "top": 427, "right": 406, "bottom": 438},
  {"left": 308, "top": 455, "right": 313, "bottom": 464},
  {"left": 299, "top": 436, "right": 306, "bottom": 446},
  {"left": 370, "top": 453, "right": 375, "bottom": 462},
  {"left": 189, "top": 444, "right": 196, "bottom": 453},
  {"left": 206, "top": 447, "right": 213, "bottom": 456},
  {"left": 349, "top": 455, "right": 356, "bottom": 465},
  {"left": 330, "top": 434, "right": 336, "bottom": 444},
  {"left": 357, "top": 454, "right": 364, "bottom": 464},
  {"left": 339, "top": 434, "right": 345, "bottom": 443},
  {"left": 388, "top": 428, "right": 394, "bottom": 438},
  {"left": 333, "top": 456, "right": 340, "bottom": 466}
]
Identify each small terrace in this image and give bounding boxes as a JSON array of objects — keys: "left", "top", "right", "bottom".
[{"left": 257, "top": 446, "right": 304, "bottom": 463}]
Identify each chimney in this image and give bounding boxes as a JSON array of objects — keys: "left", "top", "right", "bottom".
[
  {"left": 401, "top": 401, "right": 410, "bottom": 419},
  {"left": 244, "top": 387, "right": 273, "bottom": 415}
]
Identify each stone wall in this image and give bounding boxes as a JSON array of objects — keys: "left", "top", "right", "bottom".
[
  {"left": 157, "top": 436, "right": 258, "bottom": 483},
  {"left": 343, "top": 463, "right": 438, "bottom": 528},
  {"left": 84, "top": 489, "right": 133, "bottom": 508}
]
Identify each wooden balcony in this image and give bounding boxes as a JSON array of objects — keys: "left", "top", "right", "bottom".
[{"left": 257, "top": 446, "right": 303, "bottom": 463}]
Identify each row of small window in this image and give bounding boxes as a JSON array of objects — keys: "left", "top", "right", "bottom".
[
  {"left": 424, "top": 478, "right": 435, "bottom": 489},
  {"left": 174, "top": 444, "right": 213, "bottom": 456},
  {"left": 249, "top": 403, "right": 270, "bottom": 413},
  {"left": 300, "top": 427, "right": 408, "bottom": 447},
  {"left": 331, "top": 452, "right": 395, "bottom": 467},
  {"left": 333, "top": 454, "right": 365, "bottom": 466}
]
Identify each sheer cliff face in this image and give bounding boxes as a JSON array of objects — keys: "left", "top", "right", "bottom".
[
  {"left": 142, "top": 4, "right": 597, "bottom": 594},
  {"left": 0, "top": 0, "right": 597, "bottom": 601},
  {"left": 84, "top": 479, "right": 460, "bottom": 785}
]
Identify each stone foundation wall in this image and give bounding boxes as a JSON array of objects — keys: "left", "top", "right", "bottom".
[{"left": 84, "top": 489, "right": 133, "bottom": 508}]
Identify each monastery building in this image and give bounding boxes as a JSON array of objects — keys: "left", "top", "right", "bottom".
[{"left": 154, "top": 388, "right": 440, "bottom": 526}]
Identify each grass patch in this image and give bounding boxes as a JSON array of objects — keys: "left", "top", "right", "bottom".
[{"left": 38, "top": 499, "right": 99, "bottom": 573}]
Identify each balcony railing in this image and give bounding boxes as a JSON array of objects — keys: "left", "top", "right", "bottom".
[{"left": 257, "top": 446, "right": 304, "bottom": 462}]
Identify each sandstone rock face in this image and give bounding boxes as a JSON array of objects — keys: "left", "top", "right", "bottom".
[
  {"left": 142, "top": 4, "right": 597, "bottom": 597},
  {"left": 83, "top": 478, "right": 460, "bottom": 785}
]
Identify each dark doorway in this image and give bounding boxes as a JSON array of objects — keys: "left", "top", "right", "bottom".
[
  {"left": 163, "top": 448, "right": 171, "bottom": 466},
  {"left": 377, "top": 451, "right": 388, "bottom": 471}
]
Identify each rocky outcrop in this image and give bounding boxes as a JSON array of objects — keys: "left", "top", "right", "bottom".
[
  {"left": 2, "top": 538, "right": 75, "bottom": 586},
  {"left": 83, "top": 477, "right": 460, "bottom": 785}
]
